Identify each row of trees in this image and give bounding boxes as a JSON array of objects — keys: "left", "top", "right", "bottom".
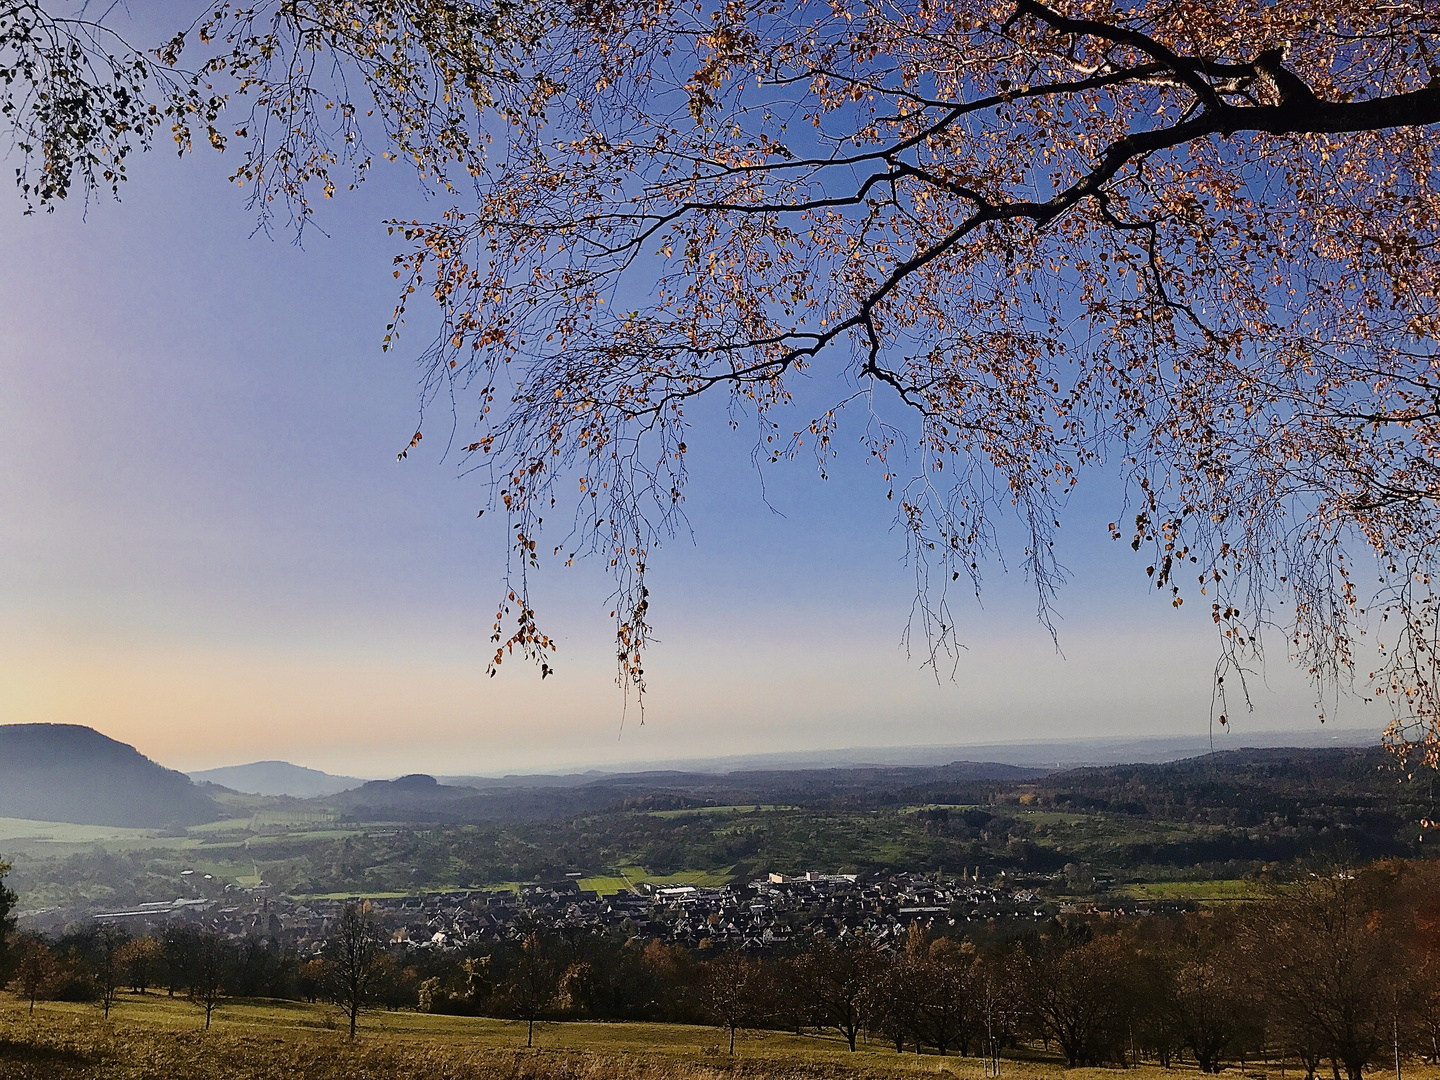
[
  {"left": 388, "top": 860, "right": 1440, "bottom": 1074},
  {"left": 5, "top": 860, "right": 1440, "bottom": 1072},
  {"left": 541, "top": 866, "right": 1427, "bottom": 1077},
  {"left": 0, "top": 892, "right": 385, "bottom": 1036}
]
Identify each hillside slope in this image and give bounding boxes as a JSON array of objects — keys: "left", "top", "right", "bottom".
[
  {"left": 0, "top": 724, "right": 219, "bottom": 827},
  {"left": 189, "top": 760, "right": 363, "bottom": 798}
]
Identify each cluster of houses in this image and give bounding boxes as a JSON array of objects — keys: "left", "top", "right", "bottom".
[{"left": 49, "top": 871, "right": 1055, "bottom": 953}]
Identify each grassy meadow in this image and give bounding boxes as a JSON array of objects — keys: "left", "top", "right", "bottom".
[
  {"left": 579, "top": 867, "right": 735, "bottom": 896},
  {"left": 1115, "top": 880, "right": 1262, "bottom": 902},
  {"left": 0, "top": 990, "right": 1405, "bottom": 1080}
]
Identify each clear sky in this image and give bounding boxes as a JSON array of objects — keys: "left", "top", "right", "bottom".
[{"left": 0, "top": 141, "right": 1379, "bottom": 778}]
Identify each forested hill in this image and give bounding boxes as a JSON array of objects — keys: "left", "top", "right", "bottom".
[
  {"left": 1027, "top": 745, "right": 1424, "bottom": 823},
  {"left": 984, "top": 745, "right": 1438, "bottom": 870},
  {"left": 315, "top": 749, "right": 1416, "bottom": 827},
  {"left": 0, "top": 723, "right": 220, "bottom": 828},
  {"left": 317, "top": 760, "right": 1051, "bottom": 824}
]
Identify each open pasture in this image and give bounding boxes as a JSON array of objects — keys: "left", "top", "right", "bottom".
[
  {"left": 0, "top": 993, "right": 1363, "bottom": 1080},
  {"left": 0, "top": 819, "right": 159, "bottom": 848},
  {"left": 1117, "top": 879, "right": 1262, "bottom": 902}
]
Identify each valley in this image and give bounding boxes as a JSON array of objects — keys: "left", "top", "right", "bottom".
[{"left": 2, "top": 727, "right": 1427, "bottom": 931}]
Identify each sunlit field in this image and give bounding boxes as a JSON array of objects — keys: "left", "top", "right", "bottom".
[{"left": 5, "top": 992, "right": 1430, "bottom": 1080}]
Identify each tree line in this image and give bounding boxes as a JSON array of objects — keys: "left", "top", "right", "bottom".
[{"left": 6, "top": 860, "right": 1440, "bottom": 1074}]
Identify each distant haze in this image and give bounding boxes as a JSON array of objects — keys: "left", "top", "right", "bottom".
[
  {"left": 189, "top": 760, "right": 362, "bottom": 798},
  {"left": 193, "top": 727, "right": 1382, "bottom": 787},
  {"left": 526, "top": 726, "right": 1383, "bottom": 778}
]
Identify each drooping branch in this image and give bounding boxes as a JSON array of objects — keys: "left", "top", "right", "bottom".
[{"left": 373, "top": 0, "right": 1440, "bottom": 742}]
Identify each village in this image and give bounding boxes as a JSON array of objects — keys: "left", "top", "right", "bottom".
[{"left": 45, "top": 872, "right": 1057, "bottom": 955}]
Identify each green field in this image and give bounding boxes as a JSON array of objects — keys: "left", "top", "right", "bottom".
[
  {"left": 1116, "top": 879, "right": 1264, "bottom": 902},
  {"left": 0, "top": 818, "right": 158, "bottom": 846},
  {"left": 3, "top": 991, "right": 1373, "bottom": 1080},
  {"left": 648, "top": 806, "right": 796, "bottom": 819},
  {"left": 579, "top": 867, "right": 734, "bottom": 896},
  {"left": 185, "top": 818, "right": 259, "bottom": 836}
]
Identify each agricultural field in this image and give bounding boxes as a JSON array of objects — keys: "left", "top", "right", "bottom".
[
  {"left": 0, "top": 819, "right": 160, "bottom": 848},
  {"left": 648, "top": 807, "right": 797, "bottom": 819},
  {"left": 579, "top": 867, "right": 734, "bottom": 896},
  {"left": 1115, "top": 879, "right": 1264, "bottom": 903}
]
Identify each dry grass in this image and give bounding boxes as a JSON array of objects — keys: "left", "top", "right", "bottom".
[{"left": 3, "top": 993, "right": 1430, "bottom": 1080}]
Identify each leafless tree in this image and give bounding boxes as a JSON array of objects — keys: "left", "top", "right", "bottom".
[
  {"left": 922, "top": 936, "right": 978, "bottom": 1057},
  {"left": 325, "top": 901, "right": 381, "bottom": 1040},
  {"left": 90, "top": 923, "right": 128, "bottom": 1020},
  {"left": 0, "top": 860, "right": 15, "bottom": 976},
  {"left": 1161, "top": 928, "right": 1263, "bottom": 1073},
  {"left": 1021, "top": 930, "right": 1136, "bottom": 1067},
  {"left": 974, "top": 948, "right": 1024, "bottom": 1076},
  {"left": 799, "top": 935, "right": 880, "bottom": 1051},
  {"left": 867, "top": 946, "right": 921, "bottom": 1054},
  {"left": 506, "top": 930, "right": 559, "bottom": 1047},
  {"left": 1247, "top": 866, "right": 1405, "bottom": 1080},
  {"left": 699, "top": 950, "right": 764, "bottom": 1055},
  {"left": 189, "top": 932, "right": 233, "bottom": 1031}
]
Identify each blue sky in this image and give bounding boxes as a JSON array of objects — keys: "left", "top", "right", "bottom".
[{"left": 0, "top": 136, "right": 1375, "bottom": 777}]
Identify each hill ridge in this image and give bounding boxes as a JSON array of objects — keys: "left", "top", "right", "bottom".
[
  {"left": 0, "top": 723, "right": 219, "bottom": 828},
  {"left": 188, "top": 760, "right": 363, "bottom": 798}
]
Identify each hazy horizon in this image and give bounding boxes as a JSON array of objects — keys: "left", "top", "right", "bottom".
[{"left": 167, "top": 725, "right": 1379, "bottom": 782}]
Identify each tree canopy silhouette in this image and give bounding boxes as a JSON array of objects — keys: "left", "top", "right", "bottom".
[{"left": 10, "top": 1, "right": 1440, "bottom": 754}]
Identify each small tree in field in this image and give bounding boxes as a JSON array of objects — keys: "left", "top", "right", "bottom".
[
  {"left": 1251, "top": 866, "right": 1403, "bottom": 1080},
  {"left": 974, "top": 948, "right": 1024, "bottom": 1077},
  {"left": 296, "top": 958, "right": 331, "bottom": 1004},
  {"left": 799, "top": 935, "right": 881, "bottom": 1051},
  {"left": 700, "top": 950, "right": 764, "bottom": 1055},
  {"left": 325, "top": 901, "right": 381, "bottom": 1040},
  {"left": 161, "top": 924, "right": 200, "bottom": 998},
  {"left": 11, "top": 937, "right": 59, "bottom": 1015},
  {"left": 506, "top": 931, "right": 559, "bottom": 1047},
  {"left": 189, "top": 932, "right": 233, "bottom": 1030},
  {"left": 91, "top": 924, "right": 129, "bottom": 1019},
  {"left": 868, "top": 948, "right": 920, "bottom": 1054},
  {"left": 1021, "top": 930, "right": 1137, "bottom": 1067},
  {"left": 117, "top": 936, "right": 162, "bottom": 994}
]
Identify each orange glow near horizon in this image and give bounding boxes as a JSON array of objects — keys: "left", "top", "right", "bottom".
[{"left": 0, "top": 608, "right": 1346, "bottom": 779}]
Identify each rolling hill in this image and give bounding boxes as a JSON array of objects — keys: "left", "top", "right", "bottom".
[
  {"left": 318, "top": 759, "right": 1051, "bottom": 824},
  {"left": 0, "top": 723, "right": 220, "bottom": 828},
  {"left": 188, "top": 760, "right": 363, "bottom": 798}
]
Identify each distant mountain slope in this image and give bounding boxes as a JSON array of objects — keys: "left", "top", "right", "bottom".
[
  {"left": 1033, "top": 745, "right": 1406, "bottom": 821},
  {"left": 0, "top": 724, "right": 220, "bottom": 827},
  {"left": 323, "top": 774, "right": 481, "bottom": 817},
  {"left": 189, "top": 760, "right": 363, "bottom": 798}
]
